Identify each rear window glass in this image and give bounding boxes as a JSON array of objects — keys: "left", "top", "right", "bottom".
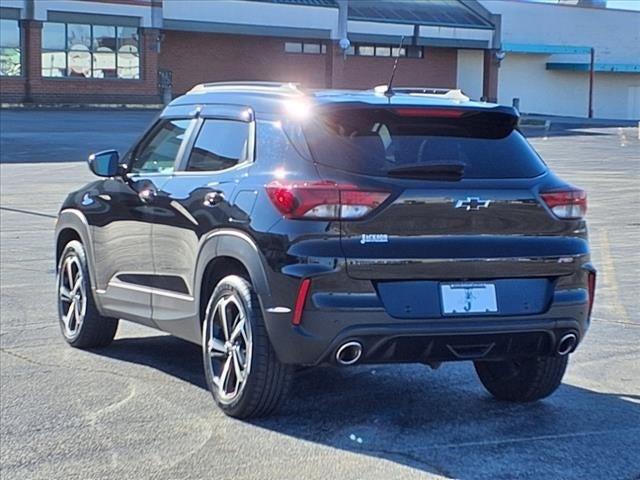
[{"left": 302, "top": 107, "right": 546, "bottom": 179}]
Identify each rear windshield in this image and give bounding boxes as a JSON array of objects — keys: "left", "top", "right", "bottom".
[{"left": 302, "top": 107, "right": 546, "bottom": 179}]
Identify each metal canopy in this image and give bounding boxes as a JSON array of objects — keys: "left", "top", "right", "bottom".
[
  {"left": 347, "top": 0, "right": 493, "bottom": 29},
  {"left": 249, "top": 0, "right": 495, "bottom": 30}
]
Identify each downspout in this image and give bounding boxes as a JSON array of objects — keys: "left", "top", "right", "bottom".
[{"left": 588, "top": 47, "right": 595, "bottom": 118}]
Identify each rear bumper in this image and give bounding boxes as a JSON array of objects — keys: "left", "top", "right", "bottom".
[{"left": 264, "top": 302, "right": 590, "bottom": 366}]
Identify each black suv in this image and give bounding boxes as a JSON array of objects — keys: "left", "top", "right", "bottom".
[{"left": 55, "top": 82, "right": 596, "bottom": 418}]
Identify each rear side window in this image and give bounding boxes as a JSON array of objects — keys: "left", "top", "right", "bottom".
[
  {"left": 186, "top": 119, "right": 250, "bottom": 172},
  {"left": 302, "top": 107, "right": 546, "bottom": 179}
]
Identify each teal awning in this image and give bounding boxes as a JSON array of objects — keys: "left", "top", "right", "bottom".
[
  {"left": 546, "top": 63, "right": 640, "bottom": 73},
  {"left": 502, "top": 43, "right": 591, "bottom": 55}
]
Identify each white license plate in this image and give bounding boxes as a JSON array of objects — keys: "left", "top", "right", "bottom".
[{"left": 441, "top": 283, "right": 497, "bottom": 315}]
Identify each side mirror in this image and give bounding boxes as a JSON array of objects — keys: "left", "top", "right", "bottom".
[{"left": 88, "top": 150, "right": 120, "bottom": 177}]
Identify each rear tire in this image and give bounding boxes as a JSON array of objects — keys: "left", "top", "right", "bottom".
[
  {"left": 202, "top": 275, "right": 293, "bottom": 418},
  {"left": 474, "top": 355, "right": 568, "bottom": 402},
  {"left": 56, "top": 240, "right": 119, "bottom": 348}
]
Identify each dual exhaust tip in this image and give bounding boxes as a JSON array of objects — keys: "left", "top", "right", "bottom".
[
  {"left": 335, "top": 341, "right": 363, "bottom": 366},
  {"left": 557, "top": 332, "right": 578, "bottom": 356},
  {"left": 335, "top": 334, "right": 577, "bottom": 364}
]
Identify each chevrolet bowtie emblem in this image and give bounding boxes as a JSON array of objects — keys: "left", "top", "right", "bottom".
[{"left": 455, "top": 197, "right": 491, "bottom": 211}]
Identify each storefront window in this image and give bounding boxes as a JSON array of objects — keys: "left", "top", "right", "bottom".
[
  {"left": 41, "top": 22, "right": 139, "bottom": 79},
  {"left": 117, "top": 27, "right": 140, "bottom": 79},
  {"left": 348, "top": 44, "right": 423, "bottom": 59},
  {"left": 283, "top": 41, "right": 327, "bottom": 55},
  {"left": 0, "top": 19, "right": 21, "bottom": 76}
]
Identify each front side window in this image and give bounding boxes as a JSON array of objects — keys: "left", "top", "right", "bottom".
[
  {"left": 0, "top": 19, "right": 21, "bottom": 76},
  {"left": 41, "top": 22, "right": 139, "bottom": 78},
  {"left": 186, "top": 120, "right": 250, "bottom": 172},
  {"left": 131, "top": 119, "right": 191, "bottom": 174}
]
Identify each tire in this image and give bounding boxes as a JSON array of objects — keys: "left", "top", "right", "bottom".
[
  {"left": 474, "top": 355, "right": 569, "bottom": 402},
  {"left": 56, "top": 240, "right": 118, "bottom": 348},
  {"left": 202, "top": 275, "right": 293, "bottom": 419}
]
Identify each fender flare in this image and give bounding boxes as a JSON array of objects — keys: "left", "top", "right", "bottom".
[
  {"left": 54, "top": 209, "right": 102, "bottom": 305},
  {"left": 194, "top": 229, "right": 272, "bottom": 308}
]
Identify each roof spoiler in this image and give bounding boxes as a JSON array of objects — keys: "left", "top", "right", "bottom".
[{"left": 188, "top": 81, "right": 302, "bottom": 94}]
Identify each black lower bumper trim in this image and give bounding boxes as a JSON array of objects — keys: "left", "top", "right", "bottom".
[{"left": 325, "top": 329, "right": 578, "bottom": 365}]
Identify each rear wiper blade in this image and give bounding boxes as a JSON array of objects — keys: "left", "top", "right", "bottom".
[{"left": 386, "top": 163, "right": 464, "bottom": 180}]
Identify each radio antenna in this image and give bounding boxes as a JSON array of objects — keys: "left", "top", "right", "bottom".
[{"left": 385, "top": 35, "right": 405, "bottom": 98}]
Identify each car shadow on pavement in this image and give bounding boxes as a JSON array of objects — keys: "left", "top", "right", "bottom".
[
  {"left": 95, "top": 334, "right": 640, "bottom": 479},
  {"left": 94, "top": 334, "right": 208, "bottom": 390}
]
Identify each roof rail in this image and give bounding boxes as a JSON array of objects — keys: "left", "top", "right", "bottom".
[
  {"left": 188, "top": 81, "right": 302, "bottom": 94},
  {"left": 373, "top": 85, "right": 470, "bottom": 102}
]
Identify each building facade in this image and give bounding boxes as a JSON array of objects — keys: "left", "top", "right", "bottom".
[
  {"left": 0, "top": 0, "right": 638, "bottom": 119},
  {"left": 0, "top": 0, "right": 500, "bottom": 105},
  {"left": 482, "top": 0, "right": 640, "bottom": 120}
]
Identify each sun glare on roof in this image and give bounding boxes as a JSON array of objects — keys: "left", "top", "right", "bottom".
[{"left": 284, "top": 99, "right": 313, "bottom": 120}]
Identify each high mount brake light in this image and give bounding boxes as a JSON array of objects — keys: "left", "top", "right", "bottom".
[
  {"left": 266, "top": 181, "right": 390, "bottom": 220},
  {"left": 541, "top": 188, "right": 587, "bottom": 219}
]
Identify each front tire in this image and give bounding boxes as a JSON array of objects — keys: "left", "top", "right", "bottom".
[
  {"left": 56, "top": 240, "right": 118, "bottom": 348},
  {"left": 202, "top": 275, "right": 293, "bottom": 418},
  {"left": 474, "top": 355, "right": 569, "bottom": 402}
]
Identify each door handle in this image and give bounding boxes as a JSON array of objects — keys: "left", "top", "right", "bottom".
[
  {"left": 138, "top": 188, "right": 157, "bottom": 204},
  {"left": 204, "top": 191, "right": 224, "bottom": 207}
]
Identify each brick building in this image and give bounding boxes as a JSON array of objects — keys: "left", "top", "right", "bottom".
[
  {"left": 0, "top": 0, "right": 500, "bottom": 105},
  {"left": 1, "top": 0, "right": 637, "bottom": 119}
]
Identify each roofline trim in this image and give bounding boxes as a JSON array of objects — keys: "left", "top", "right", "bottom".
[{"left": 163, "top": 19, "right": 332, "bottom": 39}]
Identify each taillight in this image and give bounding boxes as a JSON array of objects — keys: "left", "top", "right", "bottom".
[
  {"left": 541, "top": 188, "right": 587, "bottom": 219},
  {"left": 266, "top": 181, "right": 389, "bottom": 220},
  {"left": 587, "top": 270, "right": 596, "bottom": 318}
]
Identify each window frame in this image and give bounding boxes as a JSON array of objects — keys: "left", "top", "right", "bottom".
[
  {"left": 283, "top": 40, "right": 327, "bottom": 55},
  {"left": 41, "top": 21, "right": 141, "bottom": 80},
  {"left": 174, "top": 108, "right": 256, "bottom": 174},
  {"left": 0, "top": 18, "right": 22, "bottom": 77},
  {"left": 127, "top": 117, "right": 196, "bottom": 177},
  {"left": 348, "top": 43, "right": 423, "bottom": 59}
]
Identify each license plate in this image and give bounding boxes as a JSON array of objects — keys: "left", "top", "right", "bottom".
[{"left": 441, "top": 283, "right": 497, "bottom": 315}]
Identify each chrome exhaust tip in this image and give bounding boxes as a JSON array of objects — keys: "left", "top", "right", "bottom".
[
  {"left": 557, "top": 333, "right": 578, "bottom": 356},
  {"left": 335, "top": 341, "right": 363, "bottom": 366}
]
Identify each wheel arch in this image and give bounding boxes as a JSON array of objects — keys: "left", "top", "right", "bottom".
[
  {"left": 55, "top": 209, "right": 99, "bottom": 296},
  {"left": 56, "top": 228, "right": 82, "bottom": 267},
  {"left": 194, "top": 230, "right": 273, "bottom": 327}
]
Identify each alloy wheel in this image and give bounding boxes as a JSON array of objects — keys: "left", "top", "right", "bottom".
[
  {"left": 58, "top": 254, "right": 87, "bottom": 338},
  {"left": 205, "top": 294, "right": 253, "bottom": 403}
]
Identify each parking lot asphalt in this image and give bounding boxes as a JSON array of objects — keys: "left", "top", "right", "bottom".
[{"left": 1, "top": 111, "right": 639, "bottom": 480}]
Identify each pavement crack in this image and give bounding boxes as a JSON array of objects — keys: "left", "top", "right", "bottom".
[
  {"left": 0, "top": 346, "right": 153, "bottom": 383},
  {"left": 406, "top": 427, "right": 640, "bottom": 450}
]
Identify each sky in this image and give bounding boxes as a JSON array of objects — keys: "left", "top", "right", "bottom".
[
  {"left": 606, "top": 0, "right": 640, "bottom": 10},
  {"left": 528, "top": 0, "right": 640, "bottom": 10}
]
